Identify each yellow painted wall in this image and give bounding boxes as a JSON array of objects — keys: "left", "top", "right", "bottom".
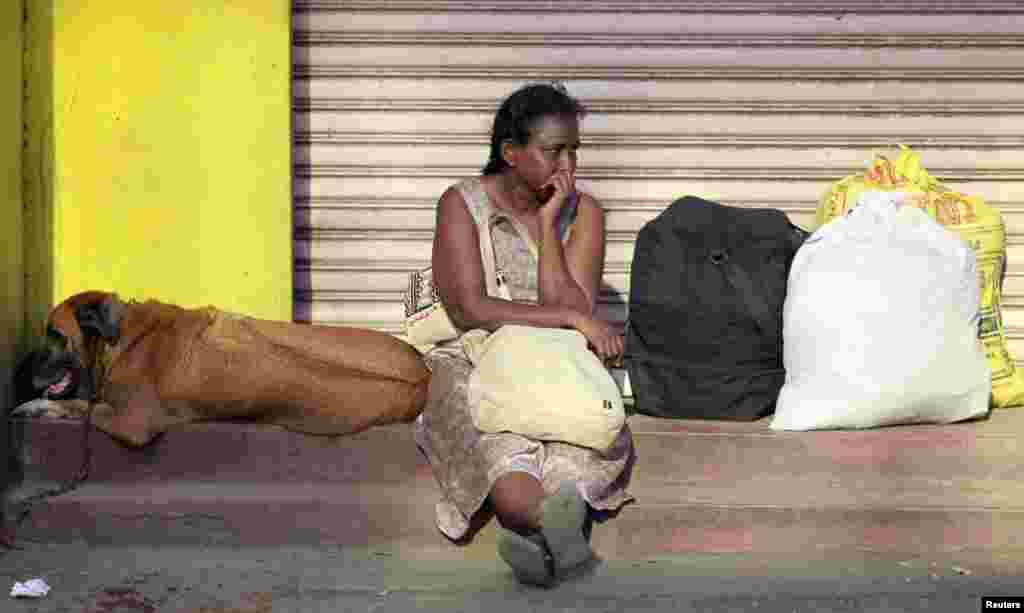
[
  {"left": 25, "top": 1, "right": 292, "bottom": 329},
  {"left": 3, "top": 0, "right": 25, "bottom": 410}
]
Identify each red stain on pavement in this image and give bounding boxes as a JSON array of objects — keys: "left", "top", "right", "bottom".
[
  {"left": 88, "top": 588, "right": 156, "bottom": 613},
  {"left": 187, "top": 591, "right": 274, "bottom": 613},
  {"left": 943, "top": 521, "right": 993, "bottom": 549},
  {"left": 860, "top": 516, "right": 994, "bottom": 551},
  {"left": 860, "top": 524, "right": 901, "bottom": 549},
  {"left": 664, "top": 526, "right": 755, "bottom": 553},
  {"left": 812, "top": 430, "right": 976, "bottom": 467}
]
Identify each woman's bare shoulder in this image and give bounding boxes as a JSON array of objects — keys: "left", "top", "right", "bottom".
[
  {"left": 575, "top": 190, "right": 605, "bottom": 221},
  {"left": 434, "top": 182, "right": 478, "bottom": 242},
  {"left": 440, "top": 177, "right": 487, "bottom": 213},
  {"left": 438, "top": 182, "right": 465, "bottom": 204}
]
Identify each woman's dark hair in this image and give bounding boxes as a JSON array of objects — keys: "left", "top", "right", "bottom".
[{"left": 482, "top": 82, "right": 586, "bottom": 176}]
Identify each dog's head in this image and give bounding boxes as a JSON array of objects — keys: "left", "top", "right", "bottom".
[{"left": 20, "top": 291, "right": 127, "bottom": 403}]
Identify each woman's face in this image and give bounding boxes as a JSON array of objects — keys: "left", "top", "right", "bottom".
[{"left": 505, "top": 113, "right": 580, "bottom": 195}]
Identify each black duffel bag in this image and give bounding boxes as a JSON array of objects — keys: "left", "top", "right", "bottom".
[{"left": 625, "top": 196, "right": 809, "bottom": 420}]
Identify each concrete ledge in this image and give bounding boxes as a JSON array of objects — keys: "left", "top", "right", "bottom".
[{"left": 9, "top": 409, "right": 1024, "bottom": 566}]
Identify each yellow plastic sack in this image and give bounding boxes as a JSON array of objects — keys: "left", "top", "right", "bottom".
[{"left": 816, "top": 146, "right": 1024, "bottom": 408}]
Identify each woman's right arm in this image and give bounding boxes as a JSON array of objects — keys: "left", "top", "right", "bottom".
[{"left": 431, "top": 185, "right": 584, "bottom": 333}]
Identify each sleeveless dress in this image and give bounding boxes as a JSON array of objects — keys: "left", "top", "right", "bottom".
[{"left": 414, "top": 177, "right": 636, "bottom": 541}]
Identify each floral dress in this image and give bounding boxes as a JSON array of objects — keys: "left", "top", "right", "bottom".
[{"left": 414, "top": 177, "right": 636, "bottom": 541}]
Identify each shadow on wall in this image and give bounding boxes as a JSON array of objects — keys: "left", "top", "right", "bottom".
[
  {"left": 5, "top": 0, "right": 54, "bottom": 522},
  {"left": 291, "top": 32, "right": 306, "bottom": 324},
  {"left": 22, "top": 0, "right": 54, "bottom": 353},
  {"left": 291, "top": 199, "right": 312, "bottom": 324},
  {"left": 595, "top": 281, "right": 627, "bottom": 339}
]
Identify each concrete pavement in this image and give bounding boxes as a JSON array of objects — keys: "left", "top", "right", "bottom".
[
  {"left": 6, "top": 411, "right": 1024, "bottom": 611},
  {"left": 3, "top": 539, "right": 1024, "bottom": 612}
]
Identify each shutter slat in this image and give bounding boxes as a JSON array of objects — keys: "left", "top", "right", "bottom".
[{"left": 292, "top": 0, "right": 1024, "bottom": 356}]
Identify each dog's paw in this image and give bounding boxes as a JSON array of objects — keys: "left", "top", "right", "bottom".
[{"left": 10, "top": 398, "right": 76, "bottom": 419}]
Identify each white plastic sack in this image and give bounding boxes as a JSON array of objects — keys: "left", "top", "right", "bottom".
[
  {"left": 11, "top": 578, "right": 51, "bottom": 598},
  {"left": 770, "top": 190, "right": 990, "bottom": 431}
]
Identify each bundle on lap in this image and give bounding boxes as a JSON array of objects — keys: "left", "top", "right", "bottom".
[{"left": 465, "top": 325, "right": 625, "bottom": 453}]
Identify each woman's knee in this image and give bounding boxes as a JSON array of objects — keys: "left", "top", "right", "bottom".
[{"left": 490, "top": 472, "right": 544, "bottom": 533}]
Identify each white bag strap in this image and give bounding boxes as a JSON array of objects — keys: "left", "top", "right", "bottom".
[
  {"left": 479, "top": 215, "right": 513, "bottom": 301},
  {"left": 459, "top": 179, "right": 512, "bottom": 302}
]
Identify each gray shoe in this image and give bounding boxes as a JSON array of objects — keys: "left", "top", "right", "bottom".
[
  {"left": 496, "top": 526, "right": 555, "bottom": 587},
  {"left": 540, "top": 481, "right": 593, "bottom": 576}
]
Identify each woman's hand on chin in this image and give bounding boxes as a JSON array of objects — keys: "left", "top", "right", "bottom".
[{"left": 537, "top": 170, "right": 575, "bottom": 226}]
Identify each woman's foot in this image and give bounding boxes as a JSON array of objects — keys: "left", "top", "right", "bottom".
[
  {"left": 539, "top": 481, "right": 593, "bottom": 576},
  {"left": 496, "top": 526, "right": 555, "bottom": 587}
]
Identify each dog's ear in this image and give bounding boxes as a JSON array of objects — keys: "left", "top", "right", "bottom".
[{"left": 74, "top": 294, "right": 124, "bottom": 343}]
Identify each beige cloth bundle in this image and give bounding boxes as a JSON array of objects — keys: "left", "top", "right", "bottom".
[{"left": 465, "top": 325, "right": 626, "bottom": 454}]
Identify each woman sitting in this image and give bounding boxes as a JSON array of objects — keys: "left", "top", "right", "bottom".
[{"left": 414, "top": 82, "right": 635, "bottom": 587}]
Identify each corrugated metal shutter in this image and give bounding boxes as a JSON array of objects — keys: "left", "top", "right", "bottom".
[{"left": 292, "top": 1, "right": 1024, "bottom": 368}]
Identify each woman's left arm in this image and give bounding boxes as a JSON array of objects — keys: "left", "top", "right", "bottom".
[{"left": 537, "top": 192, "right": 605, "bottom": 315}]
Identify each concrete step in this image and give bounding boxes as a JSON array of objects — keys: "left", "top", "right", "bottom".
[
  {"left": 9, "top": 410, "right": 1024, "bottom": 568},
  {"left": 17, "top": 412, "right": 1024, "bottom": 488},
  {"left": 14, "top": 418, "right": 425, "bottom": 484},
  {"left": 15, "top": 479, "right": 1024, "bottom": 562}
]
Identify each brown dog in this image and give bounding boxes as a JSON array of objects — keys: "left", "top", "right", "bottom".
[{"left": 12, "top": 291, "right": 431, "bottom": 446}]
